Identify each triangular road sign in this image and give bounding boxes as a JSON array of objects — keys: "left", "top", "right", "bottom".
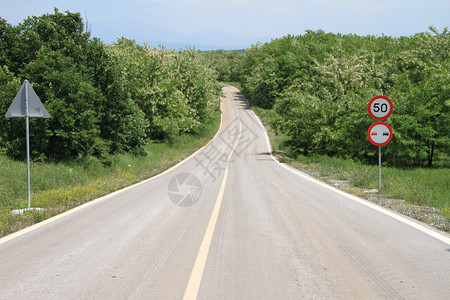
[{"left": 5, "top": 80, "right": 50, "bottom": 118}]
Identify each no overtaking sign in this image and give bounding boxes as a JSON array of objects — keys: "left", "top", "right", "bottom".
[{"left": 367, "top": 122, "right": 393, "bottom": 147}]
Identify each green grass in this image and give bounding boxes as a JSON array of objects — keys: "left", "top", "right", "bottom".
[
  {"left": 287, "top": 155, "right": 449, "bottom": 216},
  {"left": 250, "top": 105, "right": 289, "bottom": 155},
  {"left": 383, "top": 168, "right": 449, "bottom": 214},
  {"left": 0, "top": 110, "right": 221, "bottom": 237}
]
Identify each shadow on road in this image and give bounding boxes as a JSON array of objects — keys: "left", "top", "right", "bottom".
[{"left": 232, "top": 92, "right": 251, "bottom": 110}]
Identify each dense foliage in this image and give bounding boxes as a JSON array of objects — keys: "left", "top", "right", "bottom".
[
  {"left": 0, "top": 9, "right": 220, "bottom": 161},
  {"left": 211, "top": 28, "right": 449, "bottom": 167},
  {"left": 202, "top": 49, "right": 245, "bottom": 83},
  {"left": 106, "top": 39, "right": 221, "bottom": 141}
]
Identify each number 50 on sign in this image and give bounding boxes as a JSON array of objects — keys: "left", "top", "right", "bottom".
[{"left": 368, "top": 95, "right": 393, "bottom": 120}]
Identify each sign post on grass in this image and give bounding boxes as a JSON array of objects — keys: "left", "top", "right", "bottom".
[
  {"left": 367, "top": 96, "right": 393, "bottom": 190},
  {"left": 5, "top": 80, "right": 50, "bottom": 210}
]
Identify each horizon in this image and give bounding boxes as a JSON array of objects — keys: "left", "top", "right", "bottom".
[{"left": 1, "top": 0, "right": 449, "bottom": 50}]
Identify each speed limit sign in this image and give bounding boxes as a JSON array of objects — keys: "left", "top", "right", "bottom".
[{"left": 368, "top": 96, "right": 393, "bottom": 120}]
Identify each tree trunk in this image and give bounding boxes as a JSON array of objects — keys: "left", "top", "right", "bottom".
[{"left": 427, "top": 141, "right": 435, "bottom": 168}]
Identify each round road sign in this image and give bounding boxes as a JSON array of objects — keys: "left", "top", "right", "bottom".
[
  {"left": 368, "top": 96, "right": 393, "bottom": 120},
  {"left": 367, "top": 122, "right": 393, "bottom": 146}
]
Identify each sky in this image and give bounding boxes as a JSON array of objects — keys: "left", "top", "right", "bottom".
[{"left": 1, "top": 0, "right": 449, "bottom": 50}]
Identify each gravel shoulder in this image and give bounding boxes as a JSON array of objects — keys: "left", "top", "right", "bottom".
[{"left": 287, "top": 161, "right": 450, "bottom": 233}]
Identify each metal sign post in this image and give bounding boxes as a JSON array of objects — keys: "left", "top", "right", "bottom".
[
  {"left": 25, "top": 88, "right": 31, "bottom": 208},
  {"left": 378, "top": 146, "right": 381, "bottom": 190},
  {"left": 5, "top": 80, "right": 50, "bottom": 210},
  {"left": 367, "top": 96, "right": 393, "bottom": 190}
]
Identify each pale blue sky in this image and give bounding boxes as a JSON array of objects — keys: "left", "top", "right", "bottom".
[{"left": 1, "top": 0, "right": 449, "bottom": 49}]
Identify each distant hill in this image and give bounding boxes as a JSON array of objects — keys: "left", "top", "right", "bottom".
[{"left": 90, "top": 17, "right": 270, "bottom": 50}]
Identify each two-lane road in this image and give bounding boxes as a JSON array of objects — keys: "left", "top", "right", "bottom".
[{"left": 1, "top": 86, "right": 449, "bottom": 299}]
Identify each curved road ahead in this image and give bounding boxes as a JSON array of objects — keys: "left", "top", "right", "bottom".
[{"left": 1, "top": 86, "right": 449, "bottom": 299}]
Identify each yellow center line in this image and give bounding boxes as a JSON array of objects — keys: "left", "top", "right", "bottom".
[
  {"left": 0, "top": 96, "right": 228, "bottom": 247},
  {"left": 183, "top": 88, "right": 242, "bottom": 300}
]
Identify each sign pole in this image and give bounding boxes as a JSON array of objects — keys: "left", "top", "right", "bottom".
[
  {"left": 378, "top": 146, "right": 381, "bottom": 190},
  {"left": 367, "top": 95, "right": 393, "bottom": 192},
  {"left": 5, "top": 80, "right": 50, "bottom": 212},
  {"left": 26, "top": 117, "right": 31, "bottom": 209},
  {"left": 25, "top": 85, "right": 31, "bottom": 209}
]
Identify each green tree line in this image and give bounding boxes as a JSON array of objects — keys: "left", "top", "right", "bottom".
[
  {"left": 208, "top": 28, "right": 449, "bottom": 167},
  {"left": 0, "top": 9, "right": 221, "bottom": 162}
]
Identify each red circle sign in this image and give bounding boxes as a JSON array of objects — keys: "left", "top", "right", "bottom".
[
  {"left": 367, "top": 122, "right": 393, "bottom": 146},
  {"left": 368, "top": 96, "right": 393, "bottom": 120}
]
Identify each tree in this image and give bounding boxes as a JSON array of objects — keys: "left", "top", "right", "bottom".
[
  {"left": 232, "top": 27, "right": 449, "bottom": 167},
  {"left": 1, "top": 10, "right": 148, "bottom": 160},
  {"left": 0, "top": 66, "right": 21, "bottom": 151},
  {"left": 108, "top": 39, "right": 220, "bottom": 142}
]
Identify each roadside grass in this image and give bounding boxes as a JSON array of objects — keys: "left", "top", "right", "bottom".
[
  {"left": 383, "top": 167, "right": 449, "bottom": 215},
  {"left": 250, "top": 105, "right": 287, "bottom": 155},
  {"left": 0, "top": 110, "right": 221, "bottom": 237},
  {"left": 248, "top": 102, "right": 450, "bottom": 225},
  {"left": 286, "top": 155, "right": 449, "bottom": 216}
]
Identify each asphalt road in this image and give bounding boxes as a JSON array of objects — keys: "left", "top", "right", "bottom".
[{"left": 1, "top": 86, "right": 449, "bottom": 299}]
